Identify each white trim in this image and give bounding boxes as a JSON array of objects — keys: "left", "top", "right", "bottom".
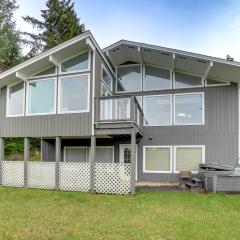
[
  {"left": 63, "top": 146, "right": 89, "bottom": 162},
  {"left": 116, "top": 64, "right": 142, "bottom": 93},
  {"left": 173, "top": 145, "right": 205, "bottom": 173},
  {"left": 143, "top": 64, "right": 173, "bottom": 91},
  {"left": 96, "top": 146, "right": 115, "bottom": 163},
  {"left": 205, "top": 77, "right": 230, "bottom": 87},
  {"left": 173, "top": 92, "right": 205, "bottom": 126},
  {"left": 101, "top": 82, "right": 112, "bottom": 97},
  {"left": 26, "top": 77, "right": 57, "bottom": 116},
  {"left": 6, "top": 81, "right": 25, "bottom": 117},
  {"left": 59, "top": 49, "right": 91, "bottom": 75},
  {"left": 143, "top": 145, "right": 173, "bottom": 173},
  {"left": 173, "top": 71, "right": 204, "bottom": 89},
  {"left": 119, "top": 144, "right": 138, "bottom": 181},
  {"left": 143, "top": 94, "right": 172, "bottom": 126},
  {"left": 58, "top": 73, "right": 90, "bottom": 114},
  {"left": 101, "top": 64, "right": 113, "bottom": 91},
  {"left": 91, "top": 50, "right": 96, "bottom": 135}
]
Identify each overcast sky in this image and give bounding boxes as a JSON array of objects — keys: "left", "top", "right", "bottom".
[{"left": 15, "top": 0, "right": 240, "bottom": 61}]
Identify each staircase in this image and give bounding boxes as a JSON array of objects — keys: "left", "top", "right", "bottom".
[{"left": 185, "top": 178, "right": 203, "bottom": 191}]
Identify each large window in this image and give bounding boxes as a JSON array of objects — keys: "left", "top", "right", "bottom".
[
  {"left": 27, "top": 79, "right": 56, "bottom": 115},
  {"left": 174, "top": 146, "right": 204, "bottom": 173},
  {"left": 117, "top": 65, "right": 141, "bottom": 92},
  {"left": 102, "top": 65, "right": 112, "bottom": 91},
  {"left": 144, "top": 146, "right": 172, "bottom": 173},
  {"left": 143, "top": 95, "right": 172, "bottom": 126},
  {"left": 59, "top": 75, "right": 89, "bottom": 113},
  {"left": 61, "top": 51, "right": 89, "bottom": 73},
  {"left": 144, "top": 65, "right": 171, "bottom": 90},
  {"left": 7, "top": 82, "right": 25, "bottom": 117},
  {"left": 174, "top": 72, "right": 203, "bottom": 88},
  {"left": 64, "top": 147, "right": 89, "bottom": 162},
  {"left": 174, "top": 93, "right": 204, "bottom": 125}
]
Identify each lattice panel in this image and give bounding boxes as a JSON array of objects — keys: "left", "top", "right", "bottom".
[
  {"left": 59, "top": 162, "right": 91, "bottom": 192},
  {"left": 27, "top": 162, "right": 55, "bottom": 189},
  {"left": 95, "top": 163, "right": 131, "bottom": 194},
  {"left": 2, "top": 161, "right": 24, "bottom": 187}
]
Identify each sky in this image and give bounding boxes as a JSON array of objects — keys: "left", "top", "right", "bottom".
[{"left": 14, "top": 0, "right": 240, "bottom": 61}]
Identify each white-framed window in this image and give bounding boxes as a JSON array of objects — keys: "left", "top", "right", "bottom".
[
  {"left": 143, "top": 94, "right": 172, "bottom": 126},
  {"left": 143, "top": 64, "right": 172, "bottom": 91},
  {"left": 116, "top": 64, "right": 142, "bottom": 92},
  {"left": 26, "top": 78, "right": 57, "bottom": 116},
  {"left": 174, "top": 72, "right": 203, "bottom": 89},
  {"left": 64, "top": 146, "right": 89, "bottom": 162},
  {"left": 96, "top": 146, "right": 114, "bottom": 163},
  {"left": 101, "top": 64, "right": 113, "bottom": 91},
  {"left": 101, "top": 83, "right": 112, "bottom": 97},
  {"left": 33, "top": 65, "right": 56, "bottom": 78},
  {"left": 174, "top": 145, "right": 205, "bottom": 173},
  {"left": 205, "top": 78, "right": 230, "bottom": 87},
  {"left": 174, "top": 92, "right": 204, "bottom": 125},
  {"left": 143, "top": 146, "right": 172, "bottom": 173},
  {"left": 6, "top": 81, "right": 25, "bottom": 117},
  {"left": 58, "top": 74, "right": 90, "bottom": 114},
  {"left": 60, "top": 50, "right": 90, "bottom": 74}
]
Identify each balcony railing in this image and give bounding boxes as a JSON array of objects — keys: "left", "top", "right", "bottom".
[{"left": 95, "top": 95, "right": 144, "bottom": 130}]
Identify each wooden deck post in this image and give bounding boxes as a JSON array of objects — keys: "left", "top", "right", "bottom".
[
  {"left": 24, "top": 137, "right": 29, "bottom": 188},
  {"left": 131, "top": 127, "right": 136, "bottom": 194},
  {"left": 55, "top": 136, "right": 61, "bottom": 190},
  {"left": 0, "top": 138, "right": 4, "bottom": 185},
  {"left": 90, "top": 135, "right": 96, "bottom": 192}
]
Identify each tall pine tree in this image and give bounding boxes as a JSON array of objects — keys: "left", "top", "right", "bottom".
[
  {"left": 23, "top": 0, "right": 85, "bottom": 57},
  {"left": 0, "top": 0, "right": 22, "bottom": 72}
]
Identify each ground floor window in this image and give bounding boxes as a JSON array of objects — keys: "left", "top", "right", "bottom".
[
  {"left": 174, "top": 146, "right": 204, "bottom": 173},
  {"left": 143, "top": 146, "right": 172, "bottom": 173},
  {"left": 143, "top": 145, "right": 205, "bottom": 173},
  {"left": 63, "top": 146, "right": 114, "bottom": 163}
]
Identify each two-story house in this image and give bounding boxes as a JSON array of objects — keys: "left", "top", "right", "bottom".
[{"left": 0, "top": 30, "right": 239, "bottom": 194}]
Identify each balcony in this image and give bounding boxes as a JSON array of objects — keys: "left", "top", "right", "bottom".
[{"left": 94, "top": 95, "right": 144, "bottom": 136}]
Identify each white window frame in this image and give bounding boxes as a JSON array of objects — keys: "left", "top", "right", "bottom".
[
  {"left": 205, "top": 77, "right": 230, "bottom": 87},
  {"left": 116, "top": 63, "right": 143, "bottom": 93},
  {"left": 101, "top": 82, "right": 112, "bottom": 97},
  {"left": 29, "top": 65, "right": 57, "bottom": 79},
  {"left": 173, "top": 92, "right": 205, "bottom": 126},
  {"left": 59, "top": 49, "right": 91, "bottom": 75},
  {"left": 6, "top": 81, "right": 25, "bottom": 117},
  {"left": 101, "top": 64, "right": 113, "bottom": 91},
  {"left": 143, "top": 145, "right": 173, "bottom": 173},
  {"left": 173, "top": 145, "right": 205, "bottom": 173},
  {"left": 173, "top": 71, "right": 204, "bottom": 89},
  {"left": 96, "top": 146, "right": 115, "bottom": 163},
  {"left": 63, "top": 146, "right": 89, "bottom": 162},
  {"left": 143, "top": 64, "right": 173, "bottom": 91},
  {"left": 26, "top": 77, "right": 57, "bottom": 116},
  {"left": 143, "top": 94, "right": 172, "bottom": 126},
  {"left": 58, "top": 73, "right": 90, "bottom": 114}
]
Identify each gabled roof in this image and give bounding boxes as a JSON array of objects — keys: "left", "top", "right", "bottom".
[
  {"left": 104, "top": 40, "right": 240, "bottom": 83},
  {"left": 0, "top": 30, "right": 114, "bottom": 87}
]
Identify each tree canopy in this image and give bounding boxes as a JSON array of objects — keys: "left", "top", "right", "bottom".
[
  {"left": 0, "top": 0, "right": 22, "bottom": 72},
  {"left": 23, "top": 0, "right": 85, "bottom": 57}
]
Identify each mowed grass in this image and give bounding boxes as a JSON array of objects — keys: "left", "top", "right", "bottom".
[{"left": 0, "top": 188, "right": 240, "bottom": 240}]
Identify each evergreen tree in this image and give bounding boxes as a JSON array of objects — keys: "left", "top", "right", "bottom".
[
  {"left": 23, "top": 0, "right": 85, "bottom": 57},
  {"left": 0, "top": 0, "right": 22, "bottom": 72}
]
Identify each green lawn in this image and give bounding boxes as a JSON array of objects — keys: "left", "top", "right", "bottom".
[{"left": 0, "top": 188, "right": 240, "bottom": 240}]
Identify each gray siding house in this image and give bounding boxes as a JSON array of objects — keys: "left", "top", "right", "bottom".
[{"left": 0, "top": 30, "right": 239, "bottom": 194}]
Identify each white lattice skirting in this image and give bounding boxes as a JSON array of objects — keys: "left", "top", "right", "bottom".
[
  {"left": 59, "top": 162, "right": 91, "bottom": 192},
  {"left": 95, "top": 163, "right": 131, "bottom": 194},
  {"left": 2, "top": 161, "right": 24, "bottom": 187},
  {"left": 27, "top": 162, "right": 55, "bottom": 189}
]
